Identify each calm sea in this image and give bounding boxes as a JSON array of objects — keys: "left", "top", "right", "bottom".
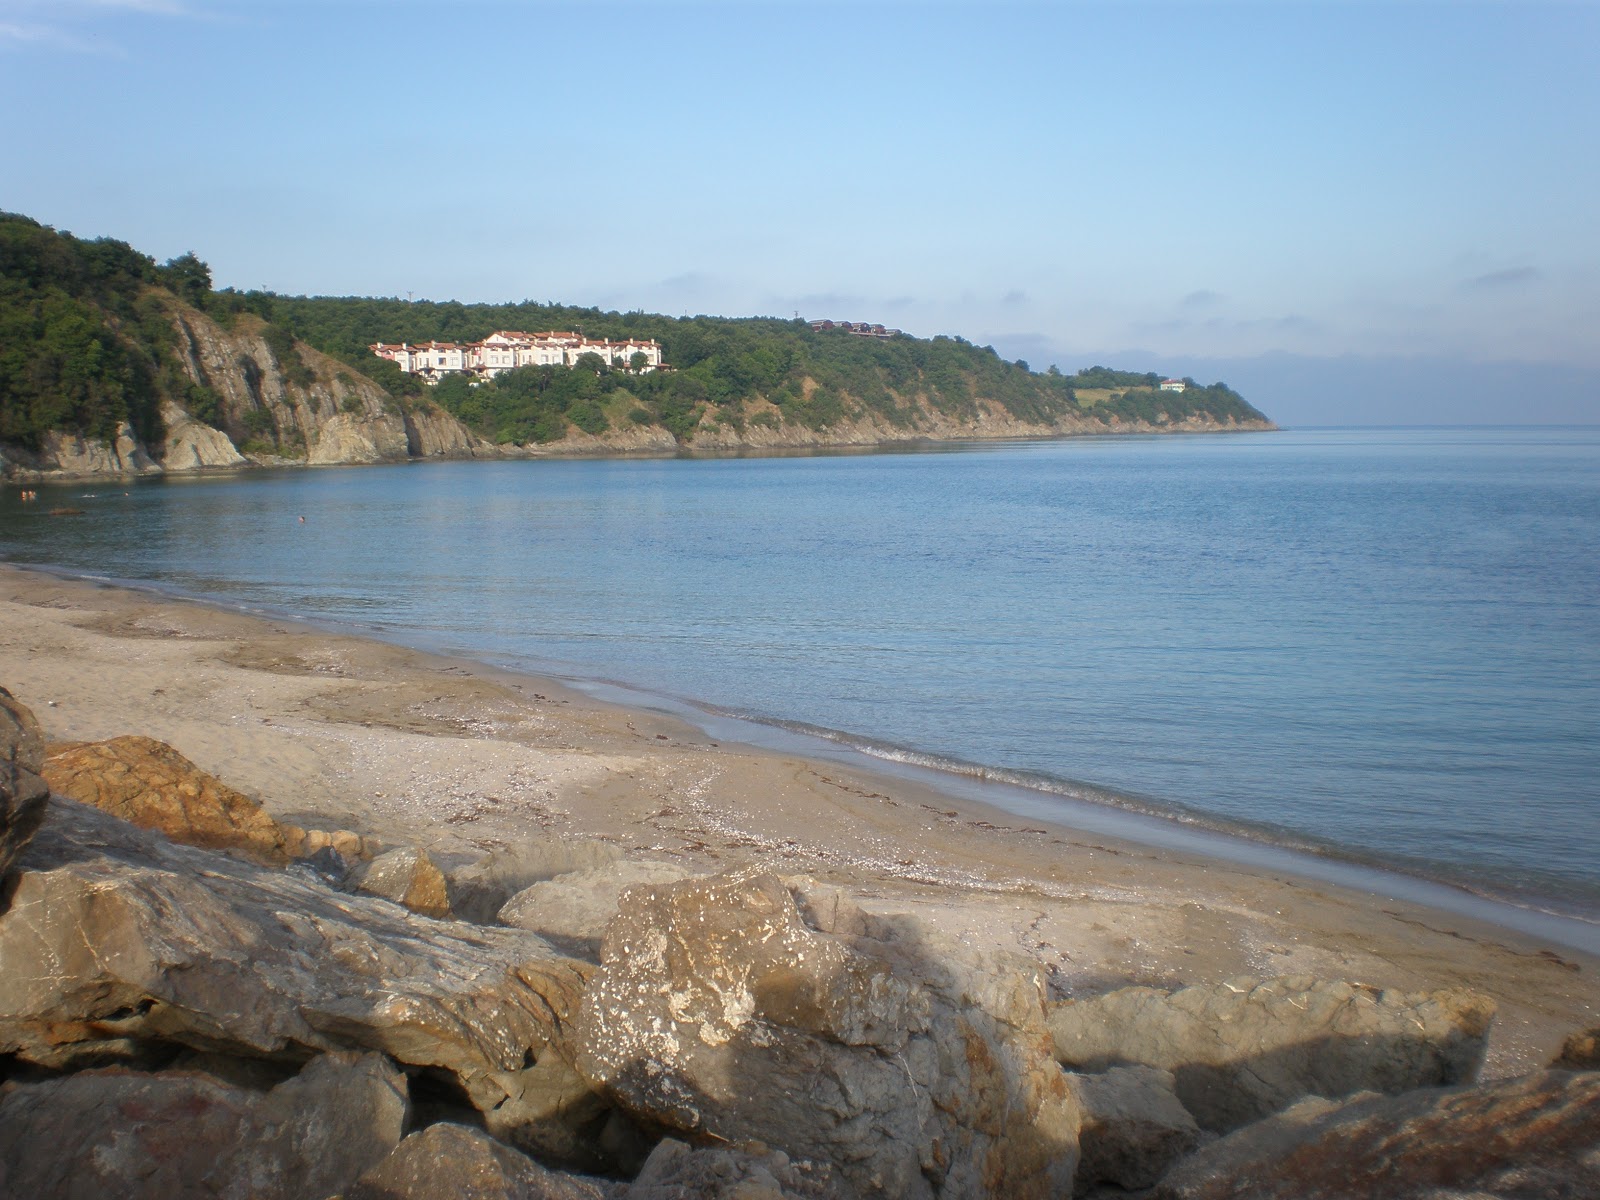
[{"left": 4, "top": 428, "right": 1598, "bottom": 931}]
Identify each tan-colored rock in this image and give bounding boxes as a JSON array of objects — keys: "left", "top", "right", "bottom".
[
  {"left": 354, "top": 845, "right": 452, "bottom": 919},
  {"left": 1, "top": 685, "right": 50, "bottom": 887},
  {"left": 42, "top": 734, "right": 292, "bottom": 861},
  {"left": 1152, "top": 1069, "right": 1600, "bottom": 1200},
  {"left": 498, "top": 859, "right": 691, "bottom": 956},
  {"left": 575, "top": 870, "right": 1080, "bottom": 1199},
  {"left": 1552, "top": 1027, "right": 1600, "bottom": 1070},
  {"left": 340, "top": 1122, "right": 618, "bottom": 1200},
  {"left": 0, "top": 797, "right": 591, "bottom": 1127},
  {"left": 0, "top": 1050, "right": 408, "bottom": 1200},
  {"left": 1065, "top": 1065, "right": 1202, "bottom": 1194},
  {"left": 449, "top": 838, "right": 624, "bottom": 925},
  {"left": 1048, "top": 976, "right": 1496, "bottom": 1133}
]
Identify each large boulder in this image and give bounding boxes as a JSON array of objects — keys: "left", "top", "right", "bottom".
[
  {"left": 42, "top": 735, "right": 293, "bottom": 862},
  {"left": 1152, "top": 1069, "right": 1600, "bottom": 1200},
  {"left": 0, "top": 797, "right": 591, "bottom": 1130},
  {"left": 353, "top": 845, "right": 452, "bottom": 919},
  {"left": 338, "top": 1122, "right": 617, "bottom": 1200},
  {"left": 1047, "top": 975, "right": 1496, "bottom": 1132},
  {"left": 574, "top": 871, "right": 1080, "bottom": 1200},
  {"left": 1064, "top": 1065, "right": 1202, "bottom": 1194},
  {"left": 0, "top": 1050, "right": 408, "bottom": 1200},
  {"left": 0, "top": 686, "right": 49, "bottom": 888},
  {"left": 498, "top": 859, "right": 692, "bottom": 957}
]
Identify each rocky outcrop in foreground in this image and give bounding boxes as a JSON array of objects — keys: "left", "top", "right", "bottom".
[
  {"left": 1047, "top": 974, "right": 1496, "bottom": 1132},
  {"left": 0, "top": 699, "right": 1595, "bottom": 1199}
]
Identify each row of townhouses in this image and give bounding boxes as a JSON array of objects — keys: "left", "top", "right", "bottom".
[{"left": 371, "top": 331, "right": 665, "bottom": 382}]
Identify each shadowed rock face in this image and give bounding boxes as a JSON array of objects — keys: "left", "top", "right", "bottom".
[
  {"left": 42, "top": 735, "right": 293, "bottom": 862},
  {"left": 1048, "top": 976, "right": 1496, "bottom": 1133},
  {"left": 1064, "top": 1065, "right": 1201, "bottom": 1192},
  {"left": 0, "top": 686, "right": 50, "bottom": 890},
  {"left": 0, "top": 1051, "right": 408, "bottom": 1200},
  {"left": 0, "top": 798, "right": 591, "bottom": 1131},
  {"left": 1553, "top": 1027, "right": 1600, "bottom": 1070},
  {"left": 1151, "top": 1069, "right": 1600, "bottom": 1200},
  {"left": 574, "top": 871, "right": 1080, "bottom": 1200},
  {"left": 339, "top": 1122, "right": 617, "bottom": 1200},
  {"left": 627, "top": 1137, "right": 846, "bottom": 1200}
]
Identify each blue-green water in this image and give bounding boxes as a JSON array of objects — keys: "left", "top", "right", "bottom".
[{"left": 4, "top": 428, "right": 1598, "bottom": 925}]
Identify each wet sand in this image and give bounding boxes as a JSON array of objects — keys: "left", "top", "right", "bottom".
[{"left": 1, "top": 562, "right": 1594, "bottom": 1077}]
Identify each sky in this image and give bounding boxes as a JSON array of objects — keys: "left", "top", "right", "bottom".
[{"left": 3, "top": 0, "right": 1598, "bottom": 424}]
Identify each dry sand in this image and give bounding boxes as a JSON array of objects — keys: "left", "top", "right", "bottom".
[{"left": 1, "top": 562, "right": 1594, "bottom": 1078}]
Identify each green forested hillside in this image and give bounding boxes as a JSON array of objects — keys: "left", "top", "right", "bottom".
[{"left": 1, "top": 212, "right": 1270, "bottom": 450}]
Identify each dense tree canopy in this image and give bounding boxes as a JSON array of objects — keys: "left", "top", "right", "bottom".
[{"left": 1, "top": 212, "right": 1268, "bottom": 451}]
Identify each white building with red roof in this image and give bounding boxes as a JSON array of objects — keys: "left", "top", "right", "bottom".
[{"left": 373, "top": 331, "right": 664, "bottom": 381}]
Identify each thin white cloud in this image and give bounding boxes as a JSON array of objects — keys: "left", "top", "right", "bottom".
[{"left": 0, "top": 19, "right": 122, "bottom": 54}]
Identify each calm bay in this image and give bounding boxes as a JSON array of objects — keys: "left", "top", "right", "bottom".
[{"left": 5, "top": 426, "right": 1597, "bottom": 923}]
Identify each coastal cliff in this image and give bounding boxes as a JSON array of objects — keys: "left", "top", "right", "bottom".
[
  {"left": 1, "top": 305, "right": 496, "bottom": 482},
  {"left": 1, "top": 212, "right": 1275, "bottom": 481}
]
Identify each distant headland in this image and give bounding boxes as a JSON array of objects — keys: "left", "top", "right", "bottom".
[{"left": 0, "top": 212, "right": 1274, "bottom": 481}]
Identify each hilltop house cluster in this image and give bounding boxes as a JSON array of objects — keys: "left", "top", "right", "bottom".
[
  {"left": 370, "top": 331, "right": 665, "bottom": 383},
  {"left": 809, "top": 320, "right": 901, "bottom": 340}
]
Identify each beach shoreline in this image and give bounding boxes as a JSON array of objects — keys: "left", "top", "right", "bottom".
[{"left": 2, "top": 561, "right": 1594, "bottom": 1079}]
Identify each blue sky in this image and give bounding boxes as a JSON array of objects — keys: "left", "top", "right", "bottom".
[{"left": 3, "top": 0, "right": 1598, "bottom": 423}]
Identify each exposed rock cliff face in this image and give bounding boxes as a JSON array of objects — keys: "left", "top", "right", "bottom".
[{"left": 1, "top": 307, "right": 491, "bottom": 481}]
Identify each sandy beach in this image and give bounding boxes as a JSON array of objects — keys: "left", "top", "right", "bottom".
[{"left": 1, "top": 561, "right": 1593, "bottom": 1080}]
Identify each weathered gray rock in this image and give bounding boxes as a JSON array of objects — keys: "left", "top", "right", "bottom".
[
  {"left": 0, "top": 685, "right": 50, "bottom": 888},
  {"left": 354, "top": 845, "right": 452, "bottom": 919},
  {"left": 0, "top": 1050, "right": 408, "bottom": 1200},
  {"left": 498, "top": 859, "right": 691, "bottom": 956},
  {"left": 0, "top": 797, "right": 590, "bottom": 1126},
  {"left": 42, "top": 735, "right": 293, "bottom": 861},
  {"left": 160, "top": 399, "right": 247, "bottom": 469},
  {"left": 38, "top": 421, "right": 162, "bottom": 478},
  {"left": 449, "top": 838, "right": 625, "bottom": 925},
  {"left": 1152, "top": 1069, "right": 1600, "bottom": 1200},
  {"left": 627, "top": 1137, "right": 846, "bottom": 1199},
  {"left": 1065, "top": 1065, "right": 1202, "bottom": 1194},
  {"left": 405, "top": 402, "right": 493, "bottom": 458},
  {"left": 338, "top": 1122, "right": 617, "bottom": 1200},
  {"left": 575, "top": 870, "right": 1080, "bottom": 1200},
  {"left": 1048, "top": 975, "right": 1496, "bottom": 1132}
]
